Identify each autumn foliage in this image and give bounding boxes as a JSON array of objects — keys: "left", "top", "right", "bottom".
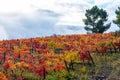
[{"left": 0, "top": 32, "right": 119, "bottom": 79}]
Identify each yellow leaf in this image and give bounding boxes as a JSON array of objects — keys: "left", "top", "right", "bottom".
[{"left": 81, "top": 66, "right": 86, "bottom": 73}]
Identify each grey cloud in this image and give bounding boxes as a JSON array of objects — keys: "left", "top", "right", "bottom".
[
  {"left": 67, "top": 26, "right": 82, "bottom": 30},
  {"left": 54, "top": 24, "right": 86, "bottom": 35},
  {"left": 37, "top": 9, "right": 61, "bottom": 17},
  {"left": 0, "top": 9, "right": 60, "bottom": 39}
]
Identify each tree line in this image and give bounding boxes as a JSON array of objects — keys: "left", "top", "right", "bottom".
[{"left": 83, "top": 5, "right": 120, "bottom": 33}]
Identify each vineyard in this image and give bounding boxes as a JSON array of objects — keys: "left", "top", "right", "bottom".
[{"left": 0, "top": 32, "right": 120, "bottom": 80}]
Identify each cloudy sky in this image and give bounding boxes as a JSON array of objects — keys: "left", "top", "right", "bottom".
[{"left": 0, "top": 0, "right": 120, "bottom": 40}]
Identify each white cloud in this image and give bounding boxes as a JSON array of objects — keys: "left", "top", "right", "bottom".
[
  {"left": 0, "top": 14, "right": 22, "bottom": 27},
  {"left": 0, "top": 0, "right": 90, "bottom": 27},
  {"left": 95, "top": 0, "right": 114, "bottom": 6},
  {"left": 0, "top": 25, "right": 8, "bottom": 40},
  {"left": 56, "top": 12, "right": 85, "bottom": 26},
  {"left": 0, "top": 0, "right": 35, "bottom": 14},
  {"left": 0, "top": 0, "right": 120, "bottom": 40},
  {"left": 105, "top": 0, "right": 120, "bottom": 32},
  {"left": 106, "top": 0, "right": 120, "bottom": 13},
  {"left": 52, "top": 0, "right": 91, "bottom": 27}
]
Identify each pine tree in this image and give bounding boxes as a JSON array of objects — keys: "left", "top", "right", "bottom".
[
  {"left": 113, "top": 7, "right": 120, "bottom": 30},
  {"left": 83, "top": 6, "right": 111, "bottom": 33}
]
